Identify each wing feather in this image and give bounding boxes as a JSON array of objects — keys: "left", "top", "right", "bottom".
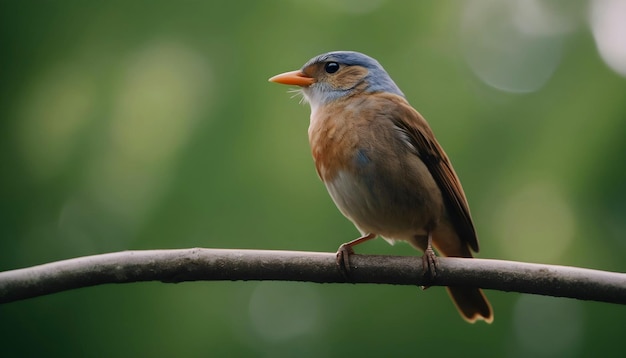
[{"left": 388, "top": 100, "right": 479, "bottom": 252}]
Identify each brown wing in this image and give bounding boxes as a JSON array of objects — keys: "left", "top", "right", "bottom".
[{"left": 388, "top": 99, "right": 479, "bottom": 252}]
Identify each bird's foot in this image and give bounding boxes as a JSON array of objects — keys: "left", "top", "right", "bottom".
[
  {"left": 420, "top": 234, "right": 438, "bottom": 289},
  {"left": 336, "top": 243, "right": 355, "bottom": 280},
  {"left": 422, "top": 246, "right": 438, "bottom": 279},
  {"left": 335, "top": 233, "right": 376, "bottom": 280}
]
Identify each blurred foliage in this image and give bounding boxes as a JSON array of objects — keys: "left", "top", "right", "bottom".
[{"left": 1, "top": 0, "right": 626, "bottom": 357}]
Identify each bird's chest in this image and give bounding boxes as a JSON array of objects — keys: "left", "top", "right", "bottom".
[
  {"left": 307, "top": 104, "right": 363, "bottom": 182},
  {"left": 306, "top": 101, "right": 442, "bottom": 237}
]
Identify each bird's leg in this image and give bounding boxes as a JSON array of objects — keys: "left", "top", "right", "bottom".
[
  {"left": 421, "top": 232, "right": 438, "bottom": 285},
  {"left": 336, "top": 233, "right": 376, "bottom": 279}
]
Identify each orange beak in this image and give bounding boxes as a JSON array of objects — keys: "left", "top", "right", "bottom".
[{"left": 268, "top": 70, "right": 315, "bottom": 87}]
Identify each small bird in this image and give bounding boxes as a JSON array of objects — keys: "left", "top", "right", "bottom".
[{"left": 269, "top": 51, "right": 493, "bottom": 323}]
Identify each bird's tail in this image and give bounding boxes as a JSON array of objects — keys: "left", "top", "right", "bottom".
[
  {"left": 409, "top": 229, "right": 494, "bottom": 323},
  {"left": 447, "top": 287, "right": 493, "bottom": 323}
]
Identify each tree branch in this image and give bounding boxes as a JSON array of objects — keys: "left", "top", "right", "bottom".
[{"left": 1, "top": 248, "right": 625, "bottom": 304}]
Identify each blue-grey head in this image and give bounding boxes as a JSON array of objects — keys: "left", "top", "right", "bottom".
[{"left": 269, "top": 51, "right": 405, "bottom": 108}]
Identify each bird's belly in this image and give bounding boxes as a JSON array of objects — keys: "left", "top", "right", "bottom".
[{"left": 325, "top": 168, "right": 441, "bottom": 241}]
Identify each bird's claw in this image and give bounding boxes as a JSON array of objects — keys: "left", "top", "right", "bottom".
[
  {"left": 421, "top": 246, "right": 438, "bottom": 289},
  {"left": 335, "top": 233, "right": 376, "bottom": 280},
  {"left": 336, "top": 243, "right": 355, "bottom": 280}
]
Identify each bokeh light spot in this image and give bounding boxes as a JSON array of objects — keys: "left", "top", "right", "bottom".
[
  {"left": 85, "top": 40, "right": 212, "bottom": 229},
  {"left": 461, "top": 0, "right": 578, "bottom": 93},
  {"left": 492, "top": 181, "right": 576, "bottom": 262},
  {"left": 512, "top": 295, "right": 584, "bottom": 357},
  {"left": 589, "top": 0, "right": 626, "bottom": 77},
  {"left": 17, "top": 65, "right": 96, "bottom": 181}
]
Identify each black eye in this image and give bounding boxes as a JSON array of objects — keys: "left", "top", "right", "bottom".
[{"left": 324, "top": 62, "right": 340, "bottom": 74}]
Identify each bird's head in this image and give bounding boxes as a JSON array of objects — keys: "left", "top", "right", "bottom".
[{"left": 269, "top": 51, "right": 404, "bottom": 109}]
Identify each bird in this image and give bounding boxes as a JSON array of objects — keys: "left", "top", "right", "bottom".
[{"left": 268, "top": 51, "right": 493, "bottom": 323}]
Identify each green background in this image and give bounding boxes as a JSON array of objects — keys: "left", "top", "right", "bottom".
[{"left": 1, "top": 1, "right": 626, "bottom": 357}]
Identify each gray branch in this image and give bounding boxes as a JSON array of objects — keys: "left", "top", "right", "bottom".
[{"left": 1, "top": 248, "right": 625, "bottom": 304}]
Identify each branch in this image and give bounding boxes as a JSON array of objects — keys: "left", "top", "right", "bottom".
[{"left": 1, "top": 248, "right": 625, "bottom": 305}]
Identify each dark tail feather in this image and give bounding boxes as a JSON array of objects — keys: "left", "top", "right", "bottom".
[{"left": 447, "top": 287, "right": 493, "bottom": 323}]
